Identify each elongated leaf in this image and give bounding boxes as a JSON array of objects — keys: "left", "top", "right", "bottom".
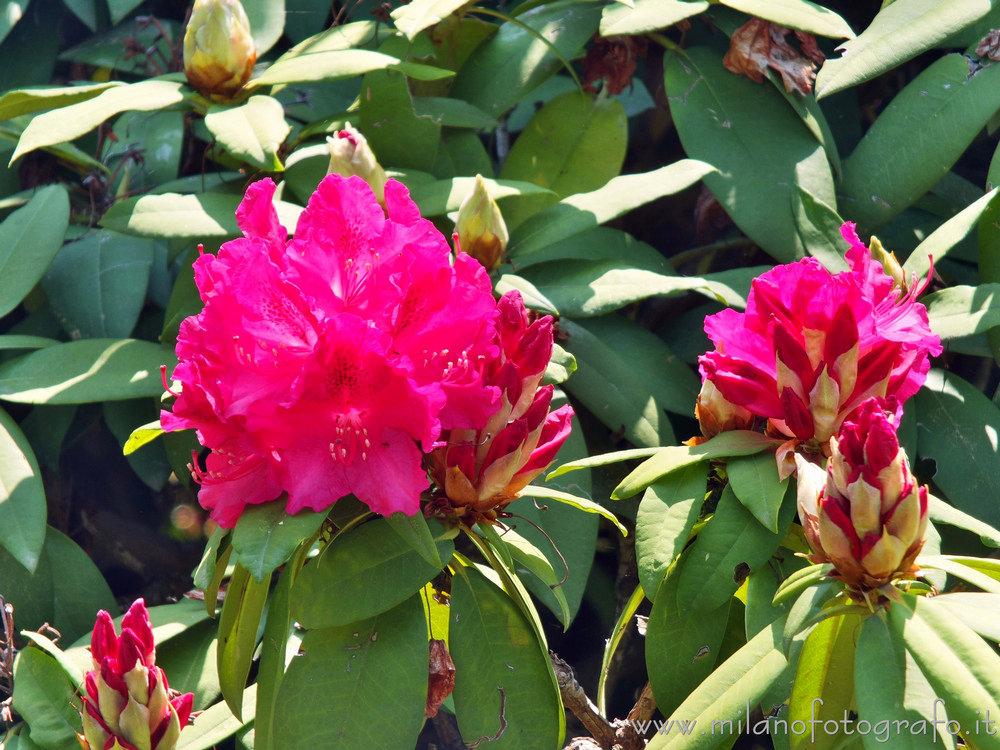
[
  {"left": 412, "top": 96, "right": 499, "bottom": 129},
  {"left": 231, "top": 500, "right": 326, "bottom": 582},
  {"left": 409, "top": 177, "right": 552, "bottom": 217},
  {"left": 450, "top": 1, "right": 602, "bottom": 118},
  {"left": 11, "top": 648, "right": 81, "bottom": 749},
  {"left": 928, "top": 493, "right": 1000, "bottom": 547},
  {"left": 925, "top": 283, "right": 1000, "bottom": 340},
  {"left": 0, "top": 339, "right": 176, "bottom": 404},
  {"left": 508, "top": 159, "right": 714, "bottom": 260},
  {"left": 243, "top": 0, "right": 285, "bottom": 55},
  {"left": 646, "top": 617, "right": 788, "bottom": 748},
  {"left": 905, "top": 188, "right": 1000, "bottom": 280},
  {"left": 205, "top": 96, "right": 292, "bottom": 172},
  {"left": 791, "top": 186, "right": 848, "bottom": 272},
  {"left": 635, "top": 466, "right": 706, "bottom": 597},
  {"left": 101, "top": 192, "right": 240, "bottom": 238},
  {"left": 815, "top": 0, "right": 996, "bottom": 99},
  {"left": 0, "top": 82, "right": 123, "bottom": 121},
  {"left": 915, "top": 369, "right": 1000, "bottom": 528},
  {"left": 254, "top": 564, "right": 294, "bottom": 750},
  {"left": 391, "top": 0, "right": 470, "bottom": 40},
  {"left": 451, "top": 563, "right": 564, "bottom": 749},
  {"left": 274, "top": 594, "right": 428, "bottom": 748},
  {"left": 0, "top": 184, "right": 70, "bottom": 318},
  {"left": 502, "top": 529, "right": 571, "bottom": 627},
  {"left": 727, "top": 452, "right": 789, "bottom": 533},
  {"left": 124, "top": 420, "right": 164, "bottom": 455},
  {"left": 0, "top": 405, "right": 45, "bottom": 573},
  {"left": 919, "top": 555, "right": 1000, "bottom": 594},
  {"left": 931, "top": 593, "right": 1000, "bottom": 643},
  {"left": 560, "top": 316, "right": 698, "bottom": 448},
  {"left": 664, "top": 46, "right": 836, "bottom": 263},
  {"left": 176, "top": 685, "right": 256, "bottom": 750},
  {"left": 547, "top": 446, "right": 660, "bottom": 481},
  {"left": 384, "top": 510, "right": 444, "bottom": 568},
  {"left": 0, "top": 336, "right": 59, "bottom": 350},
  {"left": 290, "top": 517, "right": 452, "bottom": 628},
  {"left": 600, "top": 0, "right": 708, "bottom": 36},
  {"left": 218, "top": 563, "right": 271, "bottom": 719},
  {"left": 11, "top": 78, "right": 189, "bottom": 163},
  {"left": 250, "top": 49, "right": 447, "bottom": 87},
  {"left": 519, "top": 484, "right": 627, "bottom": 536},
  {"left": 614, "top": 431, "right": 781, "bottom": 500},
  {"left": 839, "top": 55, "right": 1000, "bottom": 230},
  {"left": 358, "top": 68, "right": 441, "bottom": 172},
  {"left": 155, "top": 619, "right": 221, "bottom": 711},
  {"left": 720, "top": 0, "right": 854, "bottom": 39}
]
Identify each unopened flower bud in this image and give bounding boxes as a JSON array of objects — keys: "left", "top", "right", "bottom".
[
  {"left": 868, "top": 235, "right": 908, "bottom": 294},
  {"left": 795, "top": 398, "right": 928, "bottom": 590},
  {"left": 455, "top": 174, "right": 508, "bottom": 272},
  {"left": 327, "top": 123, "right": 387, "bottom": 207},
  {"left": 694, "top": 379, "right": 755, "bottom": 441},
  {"left": 183, "top": 0, "right": 257, "bottom": 102}
]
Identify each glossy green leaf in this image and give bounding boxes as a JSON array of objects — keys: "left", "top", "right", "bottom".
[
  {"left": 745, "top": 553, "right": 806, "bottom": 639},
  {"left": 635, "top": 466, "right": 706, "bottom": 597},
  {"left": 391, "top": 0, "right": 469, "bottom": 39},
  {"left": 915, "top": 369, "right": 1000, "bottom": 528},
  {"left": 218, "top": 563, "right": 272, "bottom": 719},
  {"left": 502, "top": 528, "right": 571, "bottom": 627},
  {"left": 928, "top": 493, "right": 1000, "bottom": 547},
  {"left": 0, "top": 525, "right": 116, "bottom": 643},
  {"left": 839, "top": 55, "right": 1000, "bottom": 230},
  {"left": 0, "top": 82, "right": 123, "bottom": 121},
  {"left": 815, "top": 0, "right": 995, "bottom": 99},
  {"left": 0, "top": 184, "right": 70, "bottom": 318},
  {"left": 677, "top": 484, "right": 795, "bottom": 613},
  {"left": 665, "top": 46, "right": 835, "bottom": 264},
  {"left": 613, "top": 431, "right": 781, "bottom": 500},
  {"left": 42, "top": 229, "right": 154, "bottom": 340},
  {"left": 645, "top": 616, "right": 788, "bottom": 748},
  {"left": 560, "top": 315, "right": 698, "bottom": 448},
  {"left": 0, "top": 405, "right": 44, "bottom": 573},
  {"left": 100, "top": 192, "right": 240, "bottom": 238},
  {"left": 931, "top": 593, "right": 1000, "bottom": 643},
  {"left": 647, "top": 569, "right": 732, "bottom": 720},
  {"left": 451, "top": 563, "right": 564, "bottom": 749},
  {"left": 791, "top": 186, "right": 848, "bottom": 272},
  {"left": 925, "top": 283, "right": 1000, "bottom": 340},
  {"left": 250, "top": 49, "right": 444, "bottom": 88},
  {"left": 450, "top": 1, "right": 601, "bottom": 118},
  {"left": 243, "top": 0, "right": 285, "bottom": 55},
  {"left": 720, "top": 0, "right": 854, "bottom": 39},
  {"left": 254, "top": 564, "right": 293, "bottom": 750},
  {"left": 11, "top": 648, "right": 81, "bottom": 750},
  {"left": 547, "top": 446, "right": 661, "bottom": 481},
  {"left": 290, "top": 517, "right": 453, "bottom": 628},
  {"left": 408, "top": 176, "right": 551, "bottom": 216},
  {"left": 499, "top": 90, "right": 627, "bottom": 230},
  {"left": 231, "top": 500, "right": 326, "bottom": 582},
  {"left": 205, "top": 96, "right": 292, "bottom": 172},
  {"left": 772, "top": 563, "right": 834, "bottom": 606},
  {"left": 514, "top": 225, "right": 672, "bottom": 273},
  {"left": 123, "top": 419, "right": 164, "bottom": 456},
  {"left": 905, "top": 188, "right": 1000, "bottom": 280},
  {"left": 597, "top": 584, "right": 644, "bottom": 715},
  {"left": 11, "top": 78, "right": 189, "bottom": 163},
  {"left": 507, "top": 159, "right": 713, "bottom": 260},
  {"left": 176, "top": 685, "right": 256, "bottom": 750},
  {"left": 358, "top": 69, "right": 441, "bottom": 172},
  {"left": 384, "top": 510, "right": 444, "bottom": 568},
  {"left": 520, "top": 484, "right": 627, "bottom": 537},
  {"left": 274, "top": 594, "right": 427, "bottom": 749},
  {"left": 788, "top": 611, "right": 864, "bottom": 750},
  {"left": 0, "top": 338, "right": 176, "bottom": 404},
  {"left": 918, "top": 555, "right": 1000, "bottom": 594},
  {"left": 156, "top": 618, "right": 221, "bottom": 710},
  {"left": 727, "top": 452, "right": 789, "bottom": 533},
  {"left": 600, "top": 0, "right": 708, "bottom": 36},
  {"left": 0, "top": 336, "right": 59, "bottom": 350},
  {"left": 413, "top": 96, "right": 499, "bottom": 129}
]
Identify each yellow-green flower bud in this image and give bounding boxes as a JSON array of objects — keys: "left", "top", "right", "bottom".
[
  {"left": 183, "top": 0, "right": 257, "bottom": 102},
  {"left": 327, "top": 123, "right": 387, "bottom": 207},
  {"left": 455, "top": 174, "right": 508, "bottom": 272}
]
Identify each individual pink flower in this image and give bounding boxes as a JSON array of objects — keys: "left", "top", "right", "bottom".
[
  {"left": 697, "top": 223, "right": 941, "bottom": 475},
  {"left": 794, "top": 398, "right": 928, "bottom": 590},
  {"left": 427, "top": 291, "right": 574, "bottom": 525},
  {"left": 162, "top": 175, "right": 500, "bottom": 525},
  {"left": 79, "top": 600, "right": 194, "bottom": 750}
]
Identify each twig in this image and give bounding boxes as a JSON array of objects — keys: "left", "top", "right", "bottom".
[{"left": 551, "top": 653, "right": 617, "bottom": 749}]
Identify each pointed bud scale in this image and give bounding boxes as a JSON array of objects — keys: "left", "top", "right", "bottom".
[
  {"left": 326, "top": 123, "right": 388, "bottom": 207},
  {"left": 183, "top": 0, "right": 257, "bottom": 102},
  {"left": 455, "top": 175, "right": 509, "bottom": 272},
  {"left": 91, "top": 611, "right": 118, "bottom": 668}
]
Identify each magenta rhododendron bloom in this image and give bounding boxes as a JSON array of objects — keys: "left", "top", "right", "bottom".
[
  {"left": 428, "top": 291, "right": 574, "bottom": 525},
  {"left": 697, "top": 222, "right": 941, "bottom": 475},
  {"left": 795, "top": 398, "right": 928, "bottom": 590},
  {"left": 163, "top": 175, "right": 500, "bottom": 525},
  {"left": 79, "top": 600, "right": 194, "bottom": 750}
]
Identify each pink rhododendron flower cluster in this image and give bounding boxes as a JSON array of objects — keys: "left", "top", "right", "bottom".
[
  {"left": 697, "top": 222, "right": 941, "bottom": 475},
  {"left": 163, "top": 175, "right": 572, "bottom": 527}
]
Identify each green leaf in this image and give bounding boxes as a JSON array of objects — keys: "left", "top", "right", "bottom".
[
  {"left": 11, "top": 78, "right": 189, "bottom": 163},
  {"left": 614, "top": 431, "right": 781, "bottom": 500},
  {"left": 905, "top": 188, "right": 1000, "bottom": 280},
  {"left": 915, "top": 369, "right": 1000, "bottom": 528},
  {"left": 450, "top": 1, "right": 602, "bottom": 119},
  {"left": 664, "top": 46, "right": 836, "bottom": 263},
  {"left": 930, "top": 592, "right": 1000, "bottom": 643},
  {"left": 391, "top": 0, "right": 470, "bottom": 40},
  {"left": 635, "top": 466, "right": 706, "bottom": 597},
  {"left": 839, "top": 55, "right": 1000, "bottom": 230},
  {"left": 677, "top": 483, "right": 795, "bottom": 613},
  {"left": 502, "top": 529, "right": 571, "bottom": 627},
  {"left": 176, "top": 685, "right": 256, "bottom": 750},
  {"left": 925, "top": 283, "right": 1000, "bottom": 340},
  {"left": 412, "top": 96, "right": 499, "bottom": 129},
  {"left": 156, "top": 619, "right": 222, "bottom": 710},
  {"left": 560, "top": 315, "right": 700, "bottom": 448},
  {"left": 451, "top": 563, "right": 564, "bottom": 749},
  {"left": 0, "top": 184, "right": 70, "bottom": 318},
  {"left": 0, "top": 339, "right": 176, "bottom": 404},
  {"left": 0, "top": 336, "right": 59, "bottom": 350},
  {"left": 218, "top": 563, "right": 272, "bottom": 719},
  {"left": 290, "top": 517, "right": 453, "bottom": 628},
  {"left": 205, "top": 96, "right": 292, "bottom": 172},
  {"left": 254, "top": 563, "right": 293, "bottom": 750},
  {"left": 243, "top": 0, "right": 285, "bottom": 55},
  {"left": 918, "top": 555, "right": 1000, "bottom": 594},
  {"left": 791, "top": 186, "right": 848, "bottom": 272},
  {"left": 647, "top": 570, "right": 733, "bottom": 720},
  {"left": 507, "top": 159, "right": 714, "bottom": 260},
  {"left": 0, "top": 82, "right": 123, "bottom": 121},
  {"left": 231, "top": 500, "right": 326, "bottom": 582},
  {"left": 358, "top": 69, "right": 441, "bottom": 172},
  {"left": 928, "top": 493, "right": 1000, "bottom": 547},
  {"left": 720, "top": 0, "right": 854, "bottom": 39},
  {"left": 597, "top": 584, "right": 644, "bottom": 715},
  {"left": 815, "top": 0, "right": 996, "bottom": 99},
  {"left": 519, "top": 484, "right": 626, "bottom": 537},
  {"left": 547, "top": 446, "right": 660, "bottom": 481},
  {"left": 384, "top": 510, "right": 443, "bottom": 568},
  {"left": 42, "top": 229, "right": 154, "bottom": 340},
  {"left": 600, "top": 0, "right": 708, "bottom": 36},
  {"left": 11, "top": 648, "right": 81, "bottom": 749},
  {"left": 727, "top": 452, "right": 789, "bottom": 533},
  {"left": 100, "top": 192, "right": 240, "bottom": 238},
  {"left": 788, "top": 611, "right": 864, "bottom": 750},
  {"left": 124, "top": 419, "right": 164, "bottom": 456},
  {"left": 250, "top": 49, "right": 442, "bottom": 88},
  {"left": 274, "top": 594, "right": 428, "bottom": 748},
  {"left": 499, "top": 90, "right": 627, "bottom": 230},
  {"left": 0, "top": 405, "right": 44, "bottom": 573},
  {"left": 772, "top": 563, "right": 834, "bottom": 606},
  {"left": 645, "top": 617, "right": 789, "bottom": 748},
  {"left": 745, "top": 553, "right": 807, "bottom": 639},
  {"left": 408, "top": 176, "right": 551, "bottom": 216}
]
